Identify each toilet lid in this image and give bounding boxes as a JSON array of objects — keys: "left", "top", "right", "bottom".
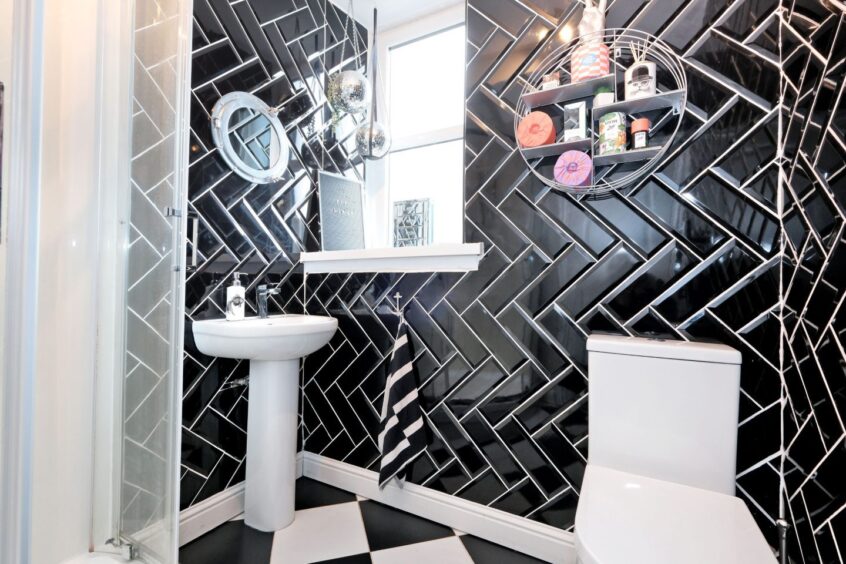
[{"left": 575, "top": 465, "right": 775, "bottom": 564}]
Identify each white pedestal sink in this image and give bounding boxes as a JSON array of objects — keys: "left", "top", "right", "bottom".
[{"left": 192, "top": 314, "right": 338, "bottom": 532}]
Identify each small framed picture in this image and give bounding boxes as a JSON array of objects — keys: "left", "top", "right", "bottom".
[
  {"left": 393, "top": 199, "right": 433, "bottom": 247},
  {"left": 318, "top": 171, "right": 365, "bottom": 251}
]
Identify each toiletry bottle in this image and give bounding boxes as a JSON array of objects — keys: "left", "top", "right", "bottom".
[{"left": 226, "top": 272, "right": 246, "bottom": 321}]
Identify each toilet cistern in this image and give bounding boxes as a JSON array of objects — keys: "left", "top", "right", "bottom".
[
  {"left": 192, "top": 294, "right": 338, "bottom": 532},
  {"left": 574, "top": 335, "right": 775, "bottom": 564}
]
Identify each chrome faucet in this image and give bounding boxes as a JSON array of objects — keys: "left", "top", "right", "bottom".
[{"left": 257, "top": 284, "right": 281, "bottom": 319}]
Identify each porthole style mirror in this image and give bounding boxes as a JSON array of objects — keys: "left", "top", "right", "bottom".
[{"left": 210, "top": 91, "right": 290, "bottom": 184}]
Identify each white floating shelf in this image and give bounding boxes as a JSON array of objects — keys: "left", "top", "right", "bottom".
[{"left": 301, "top": 243, "right": 485, "bottom": 274}]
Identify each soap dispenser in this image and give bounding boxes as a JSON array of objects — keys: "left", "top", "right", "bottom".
[{"left": 226, "top": 272, "right": 246, "bottom": 321}]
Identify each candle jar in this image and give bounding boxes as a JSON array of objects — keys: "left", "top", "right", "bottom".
[
  {"left": 631, "top": 118, "right": 651, "bottom": 149},
  {"left": 625, "top": 61, "right": 657, "bottom": 100}
]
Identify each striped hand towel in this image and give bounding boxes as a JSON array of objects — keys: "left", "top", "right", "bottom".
[{"left": 377, "top": 320, "right": 426, "bottom": 488}]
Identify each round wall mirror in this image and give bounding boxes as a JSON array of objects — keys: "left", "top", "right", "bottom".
[{"left": 210, "top": 92, "right": 290, "bottom": 184}]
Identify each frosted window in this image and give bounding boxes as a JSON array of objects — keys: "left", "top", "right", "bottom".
[
  {"left": 389, "top": 140, "right": 464, "bottom": 245},
  {"left": 389, "top": 26, "right": 465, "bottom": 139}
]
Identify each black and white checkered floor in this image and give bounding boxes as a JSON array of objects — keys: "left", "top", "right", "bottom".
[{"left": 180, "top": 478, "right": 548, "bottom": 564}]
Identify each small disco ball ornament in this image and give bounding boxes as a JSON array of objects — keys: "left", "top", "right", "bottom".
[
  {"left": 355, "top": 121, "right": 391, "bottom": 160},
  {"left": 327, "top": 70, "right": 371, "bottom": 115}
]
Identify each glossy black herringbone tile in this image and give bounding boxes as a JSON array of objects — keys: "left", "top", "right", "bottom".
[
  {"left": 300, "top": 0, "right": 784, "bottom": 542},
  {"left": 780, "top": 5, "right": 846, "bottom": 563},
  {"left": 183, "top": 0, "right": 844, "bottom": 559}
]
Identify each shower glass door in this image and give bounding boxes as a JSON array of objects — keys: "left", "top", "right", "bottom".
[{"left": 116, "top": 0, "right": 192, "bottom": 561}]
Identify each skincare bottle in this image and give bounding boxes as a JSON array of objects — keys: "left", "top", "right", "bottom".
[{"left": 226, "top": 272, "right": 246, "bottom": 321}]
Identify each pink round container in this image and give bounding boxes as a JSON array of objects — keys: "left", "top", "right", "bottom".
[{"left": 554, "top": 151, "right": 592, "bottom": 187}]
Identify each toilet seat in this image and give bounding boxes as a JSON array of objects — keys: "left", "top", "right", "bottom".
[{"left": 575, "top": 465, "right": 775, "bottom": 564}]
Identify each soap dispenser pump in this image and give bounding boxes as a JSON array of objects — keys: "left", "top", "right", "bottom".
[{"left": 226, "top": 272, "right": 246, "bottom": 321}]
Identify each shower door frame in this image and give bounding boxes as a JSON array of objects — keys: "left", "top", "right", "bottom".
[
  {"left": 0, "top": 0, "right": 193, "bottom": 562},
  {"left": 0, "top": 0, "right": 44, "bottom": 562},
  {"left": 91, "top": 0, "right": 194, "bottom": 561}
]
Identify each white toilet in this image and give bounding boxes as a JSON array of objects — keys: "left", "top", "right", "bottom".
[{"left": 575, "top": 335, "right": 776, "bottom": 564}]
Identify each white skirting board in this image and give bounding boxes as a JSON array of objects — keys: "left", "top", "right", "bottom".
[
  {"left": 301, "top": 452, "right": 577, "bottom": 564},
  {"left": 179, "top": 453, "right": 304, "bottom": 546}
]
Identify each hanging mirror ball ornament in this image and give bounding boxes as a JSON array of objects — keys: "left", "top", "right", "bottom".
[
  {"left": 355, "top": 121, "right": 391, "bottom": 160},
  {"left": 327, "top": 70, "right": 371, "bottom": 115}
]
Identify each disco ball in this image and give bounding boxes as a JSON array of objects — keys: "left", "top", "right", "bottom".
[
  {"left": 355, "top": 121, "right": 391, "bottom": 160},
  {"left": 327, "top": 70, "right": 371, "bottom": 115}
]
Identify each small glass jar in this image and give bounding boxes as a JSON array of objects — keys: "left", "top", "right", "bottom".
[{"left": 631, "top": 118, "right": 651, "bottom": 150}]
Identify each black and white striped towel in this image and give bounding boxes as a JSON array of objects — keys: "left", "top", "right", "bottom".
[{"left": 378, "top": 320, "right": 426, "bottom": 488}]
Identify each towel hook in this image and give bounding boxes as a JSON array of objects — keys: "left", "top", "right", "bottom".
[{"left": 393, "top": 292, "right": 404, "bottom": 322}]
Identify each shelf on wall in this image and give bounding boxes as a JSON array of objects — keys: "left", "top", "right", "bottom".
[
  {"left": 521, "top": 74, "right": 615, "bottom": 109},
  {"left": 522, "top": 137, "right": 591, "bottom": 159},
  {"left": 300, "top": 243, "right": 485, "bottom": 274},
  {"left": 594, "top": 146, "right": 663, "bottom": 166},
  {"left": 593, "top": 89, "right": 685, "bottom": 116}
]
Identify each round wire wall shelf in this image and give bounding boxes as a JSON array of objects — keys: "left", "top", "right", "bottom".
[{"left": 514, "top": 28, "right": 688, "bottom": 195}]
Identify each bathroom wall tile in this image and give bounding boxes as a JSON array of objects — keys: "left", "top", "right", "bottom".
[
  {"left": 462, "top": 303, "right": 526, "bottom": 371},
  {"left": 632, "top": 181, "right": 728, "bottom": 255},
  {"left": 444, "top": 358, "right": 508, "bottom": 418},
  {"left": 656, "top": 245, "right": 758, "bottom": 324},
  {"left": 455, "top": 469, "right": 508, "bottom": 506},
  {"left": 583, "top": 195, "right": 667, "bottom": 257},
  {"left": 500, "top": 192, "right": 570, "bottom": 259},
  {"left": 429, "top": 406, "right": 488, "bottom": 476},
  {"left": 485, "top": 18, "right": 553, "bottom": 96},
  {"left": 491, "top": 477, "right": 545, "bottom": 517},
  {"left": 515, "top": 371, "right": 586, "bottom": 434},
  {"left": 687, "top": 175, "right": 779, "bottom": 256},
  {"left": 526, "top": 487, "right": 578, "bottom": 530},
  {"left": 182, "top": 0, "right": 830, "bottom": 552},
  {"left": 466, "top": 29, "right": 513, "bottom": 95},
  {"left": 498, "top": 304, "right": 568, "bottom": 377},
  {"left": 445, "top": 248, "right": 510, "bottom": 313},
  {"left": 414, "top": 462, "right": 468, "bottom": 498},
  {"left": 606, "top": 243, "right": 696, "bottom": 321},
  {"left": 462, "top": 411, "right": 526, "bottom": 486},
  {"left": 480, "top": 249, "right": 548, "bottom": 314},
  {"left": 536, "top": 192, "right": 615, "bottom": 256},
  {"left": 557, "top": 246, "right": 641, "bottom": 319}
]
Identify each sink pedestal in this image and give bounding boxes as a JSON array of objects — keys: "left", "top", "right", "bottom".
[
  {"left": 191, "top": 314, "right": 338, "bottom": 531},
  {"left": 244, "top": 359, "right": 300, "bottom": 532}
]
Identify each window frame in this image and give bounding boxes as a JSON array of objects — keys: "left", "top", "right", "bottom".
[
  {"left": 363, "top": 4, "right": 466, "bottom": 248},
  {"left": 385, "top": 23, "right": 465, "bottom": 153}
]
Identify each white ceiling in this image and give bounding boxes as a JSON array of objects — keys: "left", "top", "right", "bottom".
[{"left": 329, "top": 0, "right": 463, "bottom": 30}]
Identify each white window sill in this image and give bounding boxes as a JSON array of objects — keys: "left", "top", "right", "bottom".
[{"left": 300, "top": 243, "right": 484, "bottom": 274}]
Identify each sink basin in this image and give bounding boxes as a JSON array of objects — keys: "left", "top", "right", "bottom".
[
  {"left": 193, "top": 314, "right": 338, "bottom": 361},
  {"left": 192, "top": 314, "right": 338, "bottom": 532}
]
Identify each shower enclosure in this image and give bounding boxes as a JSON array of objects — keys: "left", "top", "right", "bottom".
[
  {"left": 0, "top": 1, "right": 193, "bottom": 563},
  {"left": 108, "top": 0, "right": 193, "bottom": 560}
]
